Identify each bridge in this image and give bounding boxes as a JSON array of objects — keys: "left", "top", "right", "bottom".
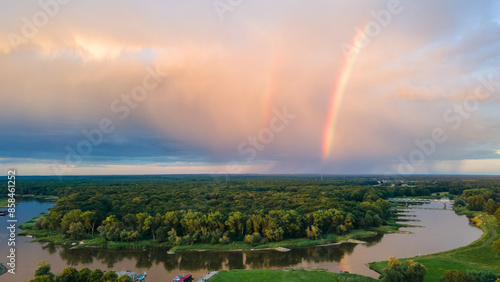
[
  {"left": 388, "top": 198, "right": 454, "bottom": 210},
  {"left": 388, "top": 198, "right": 454, "bottom": 204}
]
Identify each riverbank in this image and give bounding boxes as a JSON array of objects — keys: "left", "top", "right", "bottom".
[
  {"left": 369, "top": 208, "right": 500, "bottom": 281},
  {"left": 168, "top": 229, "right": 378, "bottom": 253},
  {"left": 0, "top": 195, "right": 56, "bottom": 208},
  {"left": 19, "top": 194, "right": 58, "bottom": 201},
  {"left": 18, "top": 228, "right": 378, "bottom": 251},
  {"left": 167, "top": 219, "right": 412, "bottom": 252},
  {"left": 19, "top": 220, "right": 407, "bottom": 251},
  {"left": 17, "top": 199, "right": 410, "bottom": 252},
  {"left": 206, "top": 269, "right": 376, "bottom": 282}
]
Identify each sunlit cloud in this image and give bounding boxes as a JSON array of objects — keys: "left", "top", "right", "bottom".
[{"left": 1, "top": 0, "right": 500, "bottom": 175}]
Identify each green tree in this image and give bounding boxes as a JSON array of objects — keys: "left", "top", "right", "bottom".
[
  {"left": 47, "top": 211, "right": 63, "bottom": 230},
  {"left": 33, "top": 260, "right": 54, "bottom": 281},
  {"left": 29, "top": 276, "right": 54, "bottom": 282},
  {"left": 364, "top": 214, "right": 374, "bottom": 228},
  {"left": 306, "top": 225, "right": 321, "bottom": 240},
  {"left": 164, "top": 211, "right": 181, "bottom": 232},
  {"left": 82, "top": 211, "right": 97, "bottom": 234},
  {"left": 373, "top": 214, "right": 382, "bottom": 228},
  {"left": 89, "top": 269, "right": 104, "bottom": 281},
  {"left": 56, "top": 267, "right": 78, "bottom": 282},
  {"left": 381, "top": 258, "right": 426, "bottom": 282},
  {"left": 226, "top": 211, "right": 245, "bottom": 238},
  {"left": 117, "top": 274, "right": 133, "bottom": 282},
  {"left": 98, "top": 215, "right": 123, "bottom": 241},
  {"left": 102, "top": 271, "right": 118, "bottom": 281},
  {"left": 77, "top": 267, "right": 91, "bottom": 282},
  {"left": 167, "top": 228, "right": 178, "bottom": 245},
  {"left": 244, "top": 234, "right": 254, "bottom": 244},
  {"left": 388, "top": 257, "right": 401, "bottom": 270},
  {"left": 455, "top": 198, "right": 467, "bottom": 207},
  {"left": 60, "top": 209, "right": 83, "bottom": 232},
  {"left": 219, "top": 232, "right": 230, "bottom": 244},
  {"left": 485, "top": 199, "right": 498, "bottom": 215},
  {"left": 493, "top": 239, "right": 500, "bottom": 251},
  {"left": 136, "top": 212, "right": 150, "bottom": 234},
  {"left": 440, "top": 270, "right": 475, "bottom": 282},
  {"left": 466, "top": 270, "right": 498, "bottom": 282},
  {"left": 494, "top": 207, "right": 500, "bottom": 224},
  {"left": 67, "top": 222, "right": 85, "bottom": 240},
  {"left": 403, "top": 260, "right": 427, "bottom": 282},
  {"left": 144, "top": 213, "right": 162, "bottom": 241},
  {"left": 467, "top": 195, "right": 486, "bottom": 211},
  {"left": 207, "top": 211, "right": 226, "bottom": 231},
  {"left": 382, "top": 268, "right": 405, "bottom": 282}
]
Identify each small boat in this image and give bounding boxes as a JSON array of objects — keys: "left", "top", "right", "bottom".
[
  {"left": 0, "top": 211, "right": 9, "bottom": 216},
  {"left": 135, "top": 272, "right": 147, "bottom": 281},
  {"left": 172, "top": 274, "right": 193, "bottom": 282}
]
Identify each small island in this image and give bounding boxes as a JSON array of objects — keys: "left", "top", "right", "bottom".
[{"left": 18, "top": 177, "right": 407, "bottom": 252}]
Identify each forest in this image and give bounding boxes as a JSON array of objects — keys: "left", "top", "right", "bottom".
[{"left": 11, "top": 175, "right": 500, "bottom": 247}]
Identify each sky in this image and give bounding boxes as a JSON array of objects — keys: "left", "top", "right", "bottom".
[{"left": 1, "top": 0, "right": 500, "bottom": 176}]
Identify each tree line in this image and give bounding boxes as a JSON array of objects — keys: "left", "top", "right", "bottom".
[
  {"left": 30, "top": 260, "right": 133, "bottom": 282},
  {"left": 19, "top": 176, "right": 401, "bottom": 244},
  {"left": 18, "top": 176, "right": 500, "bottom": 246},
  {"left": 33, "top": 200, "right": 389, "bottom": 244}
]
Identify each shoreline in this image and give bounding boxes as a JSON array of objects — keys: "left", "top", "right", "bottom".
[
  {"left": 177, "top": 239, "right": 369, "bottom": 254},
  {"left": 18, "top": 201, "right": 407, "bottom": 252},
  {"left": 368, "top": 207, "right": 500, "bottom": 281},
  {"left": 1, "top": 194, "right": 57, "bottom": 208},
  {"left": 19, "top": 227, "right": 394, "bottom": 252}
]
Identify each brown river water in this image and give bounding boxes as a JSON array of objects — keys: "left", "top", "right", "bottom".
[{"left": 0, "top": 200, "right": 482, "bottom": 281}]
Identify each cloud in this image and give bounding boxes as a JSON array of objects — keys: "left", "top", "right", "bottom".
[{"left": 1, "top": 0, "right": 500, "bottom": 175}]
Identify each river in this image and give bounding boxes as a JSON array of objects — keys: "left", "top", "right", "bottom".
[{"left": 0, "top": 200, "right": 482, "bottom": 281}]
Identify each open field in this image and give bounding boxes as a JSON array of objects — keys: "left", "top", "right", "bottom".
[
  {"left": 369, "top": 209, "right": 500, "bottom": 281},
  {"left": 207, "top": 269, "right": 376, "bottom": 282}
]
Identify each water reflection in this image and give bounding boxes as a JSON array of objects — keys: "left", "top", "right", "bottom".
[{"left": 52, "top": 242, "right": 359, "bottom": 272}]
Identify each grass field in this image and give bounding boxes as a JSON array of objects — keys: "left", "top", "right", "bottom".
[
  {"left": 369, "top": 209, "right": 500, "bottom": 281},
  {"left": 208, "top": 269, "right": 376, "bottom": 282}
]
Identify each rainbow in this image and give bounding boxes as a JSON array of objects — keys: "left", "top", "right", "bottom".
[{"left": 322, "top": 27, "right": 366, "bottom": 160}]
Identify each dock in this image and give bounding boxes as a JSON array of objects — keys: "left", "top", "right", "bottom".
[{"left": 196, "top": 271, "right": 218, "bottom": 282}]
